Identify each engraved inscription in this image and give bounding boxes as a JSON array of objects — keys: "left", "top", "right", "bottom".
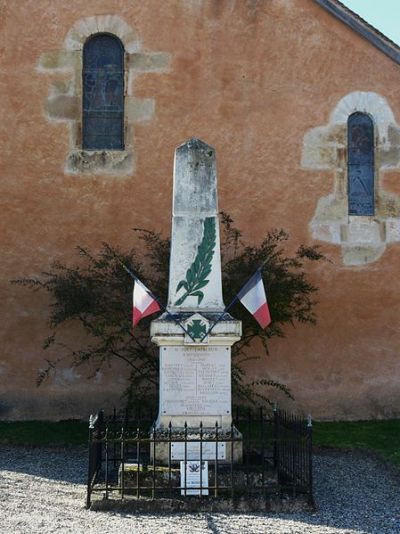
[
  {"left": 160, "top": 346, "right": 231, "bottom": 416},
  {"left": 171, "top": 442, "right": 226, "bottom": 460}
]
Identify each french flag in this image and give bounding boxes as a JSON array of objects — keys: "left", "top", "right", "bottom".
[
  {"left": 237, "top": 269, "right": 271, "bottom": 328},
  {"left": 132, "top": 279, "right": 161, "bottom": 327}
]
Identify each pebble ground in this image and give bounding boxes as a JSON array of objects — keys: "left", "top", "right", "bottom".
[{"left": 0, "top": 446, "right": 399, "bottom": 533}]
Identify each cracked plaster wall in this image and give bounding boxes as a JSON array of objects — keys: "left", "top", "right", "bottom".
[
  {"left": 38, "top": 15, "right": 170, "bottom": 175},
  {"left": 302, "top": 91, "right": 400, "bottom": 265}
]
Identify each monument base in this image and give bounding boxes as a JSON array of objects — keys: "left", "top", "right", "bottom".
[
  {"left": 150, "top": 426, "right": 243, "bottom": 464},
  {"left": 151, "top": 314, "right": 242, "bottom": 462},
  {"left": 91, "top": 493, "right": 314, "bottom": 514},
  {"left": 157, "top": 344, "right": 233, "bottom": 428}
]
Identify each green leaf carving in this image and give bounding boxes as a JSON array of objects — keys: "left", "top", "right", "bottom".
[
  {"left": 176, "top": 280, "right": 188, "bottom": 292},
  {"left": 175, "top": 217, "right": 216, "bottom": 306}
]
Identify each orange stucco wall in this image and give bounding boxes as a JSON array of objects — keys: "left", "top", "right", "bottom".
[{"left": 1, "top": 0, "right": 400, "bottom": 419}]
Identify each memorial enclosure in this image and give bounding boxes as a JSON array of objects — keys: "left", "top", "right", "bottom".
[{"left": 1, "top": 0, "right": 400, "bottom": 420}]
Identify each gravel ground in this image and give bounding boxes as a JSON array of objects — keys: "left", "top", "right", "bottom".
[{"left": 0, "top": 446, "right": 399, "bottom": 534}]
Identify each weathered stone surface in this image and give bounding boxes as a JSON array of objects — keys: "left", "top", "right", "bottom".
[
  {"left": 331, "top": 92, "right": 396, "bottom": 138},
  {"left": 66, "top": 150, "right": 134, "bottom": 175},
  {"left": 168, "top": 139, "right": 224, "bottom": 312},
  {"left": 311, "top": 223, "right": 342, "bottom": 244},
  {"left": 49, "top": 80, "right": 74, "bottom": 97},
  {"left": 150, "top": 428, "right": 243, "bottom": 464},
  {"left": 37, "top": 50, "right": 76, "bottom": 71},
  {"left": 64, "top": 15, "right": 140, "bottom": 52},
  {"left": 45, "top": 96, "right": 79, "bottom": 120},
  {"left": 158, "top": 345, "right": 232, "bottom": 429},
  {"left": 342, "top": 245, "right": 386, "bottom": 266},
  {"left": 346, "top": 219, "right": 383, "bottom": 245},
  {"left": 386, "top": 218, "right": 400, "bottom": 242},
  {"left": 125, "top": 97, "right": 155, "bottom": 122},
  {"left": 302, "top": 125, "right": 345, "bottom": 169},
  {"left": 127, "top": 52, "right": 170, "bottom": 72},
  {"left": 152, "top": 140, "right": 241, "bottom": 453}
]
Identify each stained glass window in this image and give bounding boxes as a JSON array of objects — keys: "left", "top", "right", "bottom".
[
  {"left": 82, "top": 34, "right": 124, "bottom": 150},
  {"left": 348, "top": 112, "right": 374, "bottom": 216}
]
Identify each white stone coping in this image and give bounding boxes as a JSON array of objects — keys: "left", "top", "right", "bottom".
[
  {"left": 151, "top": 335, "right": 241, "bottom": 347},
  {"left": 150, "top": 318, "right": 242, "bottom": 338}
]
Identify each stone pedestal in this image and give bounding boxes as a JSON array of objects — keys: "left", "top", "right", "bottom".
[{"left": 151, "top": 313, "right": 242, "bottom": 463}]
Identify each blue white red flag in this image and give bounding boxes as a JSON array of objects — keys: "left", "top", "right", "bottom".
[
  {"left": 237, "top": 269, "right": 271, "bottom": 328},
  {"left": 132, "top": 279, "right": 161, "bottom": 326}
]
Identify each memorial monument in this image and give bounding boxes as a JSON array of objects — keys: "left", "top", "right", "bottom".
[
  {"left": 150, "top": 138, "right": 242, "bottom": 461},
  {"left": 88, "top": 139, "right": 313, "bottom": 510}
]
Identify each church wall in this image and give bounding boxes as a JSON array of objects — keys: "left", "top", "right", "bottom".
[{"left": 1, "top": 0, "right": 400, "bottom": 419}]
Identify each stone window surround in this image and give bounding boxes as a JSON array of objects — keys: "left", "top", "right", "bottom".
[
  {"left": 38, "top": 15, "right": 170, "bottom": 175},
  {"left": 302, "top": 91, "right": 400, "bottom": 266}
]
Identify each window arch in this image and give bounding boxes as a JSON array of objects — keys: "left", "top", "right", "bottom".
[
  {"left": 82, "top": 33, "right": 124, "bottom": 150},
  {"left": 347, "top": 112, "right": 374, "bottom": 216}
]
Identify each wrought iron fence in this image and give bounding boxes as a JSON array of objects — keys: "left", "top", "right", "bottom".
[
  {"left": 86, "top": 406, "right": 313, "bottom": 509},
  {"left": 274, "top": 409, "right": 313, "bottom": 497},
  {"left": 86, "top": 410, "right": 104, "bottom": 508}
]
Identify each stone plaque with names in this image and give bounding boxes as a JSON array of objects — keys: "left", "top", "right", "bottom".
[
  {"left": 171, "top": 441, "right": 226, "bottom": 460},
  {"left": 160, "top": 345, "right": 231, "bottom": 416}
]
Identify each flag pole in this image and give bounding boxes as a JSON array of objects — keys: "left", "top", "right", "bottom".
[
  {"left": 199, "top": 266, "right": 265, "bottom": 342},
  {"left": 199, "top": 293, "right": 240, "bottom": 342},
  {"left": 111, "top": 252, "right": 197, "bottom": 342}
]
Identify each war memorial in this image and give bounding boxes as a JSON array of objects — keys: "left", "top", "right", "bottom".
[{"left": 85, "top": 139, "right": 313, "bottom": 512}]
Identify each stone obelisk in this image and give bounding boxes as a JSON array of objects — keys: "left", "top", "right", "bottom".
[
  {"left": 168, "top": 138, "right": 224, "bottom": 312},
  {"left": 151, "top": 139, "right": 241, "bottom": 444}
]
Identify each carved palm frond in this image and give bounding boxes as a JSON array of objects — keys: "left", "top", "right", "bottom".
[{"left": 175, "top": 217, "right": 216, "bottom": 306}]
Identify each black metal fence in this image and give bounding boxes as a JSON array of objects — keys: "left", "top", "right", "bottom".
[
  {"left": 274, "top": 410, "right": 313, "bottom": 496},
  {"left": 86, "top": 406, "right": 313, "bottom": 509}
]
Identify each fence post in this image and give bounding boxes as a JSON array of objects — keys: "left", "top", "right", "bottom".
[
  {"left": 152, "top": 421, "right": 156, "bottom": 499},
  {"left": 104, "top": 422, "right": 109, "bottom": 500},
  {"left": 184, "top": 421, "right": 188, "bottom": 497},
  {"left": 120, "top": 422, "right": 125, "bottom": 499},
  {"left": 85, "top": 413, "right": 95, "bottom": 509},
  {"left": 96, "top": 410, "right": 104, "bottom": 470},
  {"left": 230, "top": 420, "right": 234, "bottom": 499},
  {"left": 86, "top": 410, "right": 103, "bottom": 509},
  {"left": 273, "top": 403, "right": 278, "bottom": 471},
  {"left": 113, "top": 407, "right": 117, "bottom": 468},
  {"left": 307, "top": 414, "right": 314, "bottom": 506},
  {"left": 168, "top": 421, "right": 172, "bottom": 499},
  {"left": 214, "top": 421, "right": 219, "bottom": 497},
  {"left": 200, "top": 421, "right": 203, "bottom": 496},
  {"left": 260, "top": 406, "right": 265, "bottom": 493}
]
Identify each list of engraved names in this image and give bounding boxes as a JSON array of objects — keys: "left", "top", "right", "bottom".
[{"left": 160, "top": 346, "right": 231, "bottom": 415}]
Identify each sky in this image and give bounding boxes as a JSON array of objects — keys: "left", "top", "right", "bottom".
[{"left": 341, "top": 0, "right": 400, "bottom": 45}]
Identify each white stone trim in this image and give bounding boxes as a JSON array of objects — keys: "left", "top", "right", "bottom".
[
  {"left": 330, "top": 92, "right": 395, "bottom": 141},
  {"left": 38, "top": 15, "right": 170, "bottom": 176},
  {"left": 64, "top": 15, "right": 140, "bottom": 53},
  {"left": 303, "top": 91, "right": 400, "bottom": 266},
  {"left": 151, "top": 335, "right": 241, "bottom": 347}
]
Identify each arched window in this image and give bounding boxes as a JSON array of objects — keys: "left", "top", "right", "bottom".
[
  {"left": 348, "top": 112, "right": 374, "bottom": 216},
  {"left": 82, "top": 33, "right": 124, "bottom": 150}
]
